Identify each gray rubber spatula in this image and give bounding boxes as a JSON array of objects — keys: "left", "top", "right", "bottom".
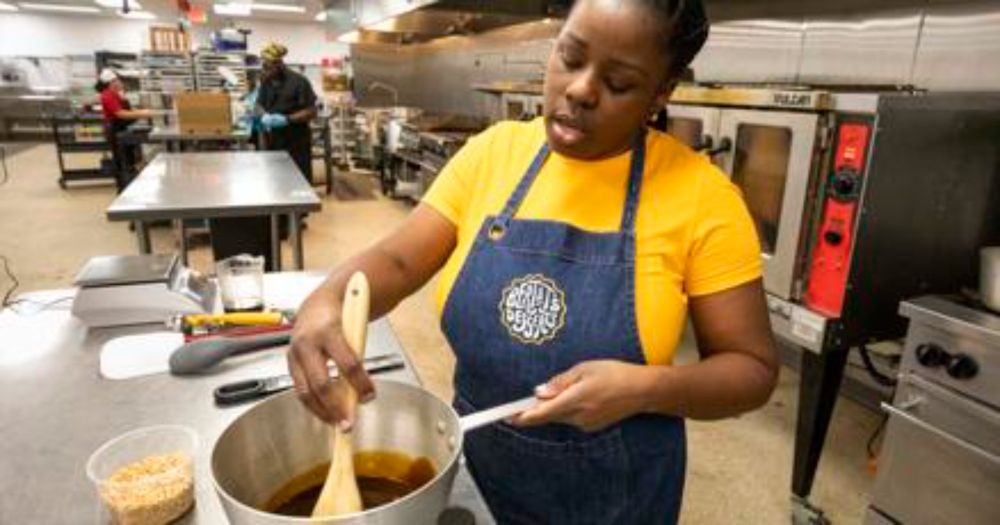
[
  {"left": 168, "top": 331, "right": 291, "bottom": 375},
  {"left": 313, "top": 271, "right": 369, "bottom": 518}
]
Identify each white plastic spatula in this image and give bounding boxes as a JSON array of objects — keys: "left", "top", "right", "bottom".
[{"left": 312, "top": 272, "right": 369, "bottom": 518}]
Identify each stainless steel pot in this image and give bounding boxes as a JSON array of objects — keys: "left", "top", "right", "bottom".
[
  {"left": 981, "top": 247, "right": 1000, "bottom": 313},
  {"left": 211, "top": 379, "right": 532, "bottom": 524}
]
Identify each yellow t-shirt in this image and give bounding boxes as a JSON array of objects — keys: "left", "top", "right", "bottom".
[{"left": 422, "top": 118, "right": 762, "bottom": 365}]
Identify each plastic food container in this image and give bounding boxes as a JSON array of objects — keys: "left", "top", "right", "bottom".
[
  {"left": 86, "top": 425, "right": 199, "bottom": 525},
  {"left": 216, "top": 254, "right": 266, "bottom": 312}
]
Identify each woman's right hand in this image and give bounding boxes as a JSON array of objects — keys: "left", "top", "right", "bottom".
[
  {"left": 287, "top": 204, "right": 459, "bottom": 427},
  {"left": 288, "top": 284, "right": 375, "bottom": 429}
]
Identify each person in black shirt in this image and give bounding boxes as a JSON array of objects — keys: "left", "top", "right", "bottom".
[
  {"left": 209, "top": 43, "right": 318, "bottom": 271},
  {"left": 257, "top": 42, "right": 318, "bottom": 183}
]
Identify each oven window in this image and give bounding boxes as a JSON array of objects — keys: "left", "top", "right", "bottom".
[
  {"left": 505, "top": 100, "right": 526, "bottom": 120},
  {"left": 731, "top": 124, "right": 792, "bottom": 255},
  {"left": 666, "top": 117, "right": 703, "bottom": 149}
]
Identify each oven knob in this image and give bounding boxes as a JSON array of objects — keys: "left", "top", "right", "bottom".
[
  {"left": 832, "top": 170, "right": 858, "bottom": 198},
  {"left": 823, "top": 230, "right": 843, "bottom": 245},
  {"left": 946, "top": 354, "right": 979, "bottom": 380},
  {"left": 915, "top": 343, "right": 948, "bottom": 367}
]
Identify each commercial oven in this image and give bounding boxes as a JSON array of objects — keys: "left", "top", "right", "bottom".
[
  {"left": 380, "top": 118, "right": 480, "bottom": 201},
  {"left": 500, "top": 92, "right": 545, "bottom": 121},
  {"left": 663, "top": 86, "right": 1000, "bottom": 521},
  {"left": 676, "top": 103, "right": 821, "bottom": 301}
]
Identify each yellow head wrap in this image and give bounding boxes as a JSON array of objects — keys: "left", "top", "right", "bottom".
[{"left": 260, "top": 42, "right": 288, "bottom": 62}]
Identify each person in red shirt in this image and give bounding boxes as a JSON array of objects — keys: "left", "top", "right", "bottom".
[{"left": 97, "top": 68, "right": 151, "bottom": 191}]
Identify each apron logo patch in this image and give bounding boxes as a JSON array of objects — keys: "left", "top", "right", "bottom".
[{"left": 499, "top": 274, "right": 566, "bottom": 345}]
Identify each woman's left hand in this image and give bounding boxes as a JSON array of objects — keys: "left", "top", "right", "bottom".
[{"left": 512, "top": 360, "right": 651, "bottom": 433}]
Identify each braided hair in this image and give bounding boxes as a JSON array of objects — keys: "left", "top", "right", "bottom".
[
  {"left": 645, "top": 0, "right": 710, "bottom": 77},
  {"left": 573, "top": 0, "right": 710, "bottom": 79}
]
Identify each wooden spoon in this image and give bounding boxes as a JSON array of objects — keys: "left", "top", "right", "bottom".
[{"left": 312, "top": 271, "right": 370, "bottom": 518}]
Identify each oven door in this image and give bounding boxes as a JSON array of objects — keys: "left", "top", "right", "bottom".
[
  {"left": 528, "top": 95, "right": 545, "bottom": 119},
  {"left": 665, "top": 104, "right": 721, "bottom": 153},
  {"left": 871, "top": 373, "right": 1000, "bottom": 525},
  {"left": 716, "top": 109, "right": 820, "bottom": 300},
  {"left": 501, "top": 94, "right": 528, "bottom": 121},
  {"left": 501, "top": 94, "right": 542, "bottom": 121}
]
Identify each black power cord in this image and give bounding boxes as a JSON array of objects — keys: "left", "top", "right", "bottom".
[
  {"left": 6, "top": 295, "right": 74, "bottom": 314},
  {"left": 858, "top": 343, "right": 898, "bottom": 387},
  {"left": 0, "top": 144, "right": 9, "bottom": 186},
  {"left": 856, "top": 343, "right": 897, "bottom": 461},
  {"left": 0, "top": 255, "right": 75, "bottom": 315},
  {"left": 867, "top": 413, "right": 888, "bottom": 459},
  {"left": 1, "top": 255, "right": 18, "bottom": 308},
  {"left": 1, "top": 148, "right": 20, "bottom": 309}
]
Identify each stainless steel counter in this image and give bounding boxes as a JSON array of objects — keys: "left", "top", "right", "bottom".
[
  {"left": 471, "top": 82, "right": 544, "bottom": 96},
  {"left": 106, "top": 151, "right": 322, "bottom": 270},
  {"left": 0, "top": 273, "right": 493, "bottom": 524}
]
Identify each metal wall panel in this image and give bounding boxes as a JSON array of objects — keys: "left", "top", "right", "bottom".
[
  {"left": 354, "top": 21, "right": 558, "bottom": 118},
  {"left": 351, "top": 0, "right": 1000, "bottom": 117},
  {"left": 912, "top": 1, "right": 1000, "bottom": 90},
  {"left": 798, "top": 11, "right": 923, "bottom": 86},
  {"left": 707, "top": 0, "right": 931, "bottom": 21},
  {"left": 352, "top": 44, "right": 419, "bottom": 106},
  {"left": 356, "top": 0, "right": 440, "bottom": 27},
  {"left": 691, "top": 20, "right": 805, "bottom": 84}
]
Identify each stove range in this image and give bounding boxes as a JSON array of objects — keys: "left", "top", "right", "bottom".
[
  {"left": 866, "top": 295, "right": 1000, "bottom": 525},
  {"left": 898, "top": 295, "right": 1000, "bottom": 406}
]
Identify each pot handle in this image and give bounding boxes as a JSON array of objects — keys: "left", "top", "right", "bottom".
[{"left": 459, "top": 396, "right": 538, "bottom": 433}]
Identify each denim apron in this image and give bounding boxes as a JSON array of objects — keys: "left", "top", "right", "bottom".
[{"left": 442, "top": 131, "right": 687, "bottom": 524}]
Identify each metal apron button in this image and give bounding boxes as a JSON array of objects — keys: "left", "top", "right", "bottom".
[{"left": 488, "top": 223, "right": 506, "bottom": 241}]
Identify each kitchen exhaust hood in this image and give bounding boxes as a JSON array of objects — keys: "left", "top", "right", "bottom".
[{"left": 323, "top": 0, "right": 570, "bottom": 42}]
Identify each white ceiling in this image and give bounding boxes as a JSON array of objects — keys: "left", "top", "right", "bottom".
[{"left": 4, "top": 0, "right": 330, "bottom": 23}]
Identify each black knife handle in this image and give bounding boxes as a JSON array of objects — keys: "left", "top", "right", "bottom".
[
  {"left": 214, "top": 378, "right": 277, "bottom": 406},
  {"left": 213, "top": 357, "right": 405, "bottom": 407}
]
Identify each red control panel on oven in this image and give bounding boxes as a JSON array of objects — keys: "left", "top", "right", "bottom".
[{"left": 804, "top": 121, "right": 872, "bottom": 317}]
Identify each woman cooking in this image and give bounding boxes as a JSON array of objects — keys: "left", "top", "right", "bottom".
[
  {"left": 290, "top": 0, "right": 778, "bottom": 522},
  {"left": 96, "top": 68, "right": 152, "bottom": 191}
]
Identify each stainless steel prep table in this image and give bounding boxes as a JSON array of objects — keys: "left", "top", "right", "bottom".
[
  {"left": 106, "top": 151, "right": 321, "bottom": 270},
  {"left": 0, "top": 272, "right": 494, "bottom": 524},
  {"left": 147, "top": 125, "right": 254, "bottom": 152}
]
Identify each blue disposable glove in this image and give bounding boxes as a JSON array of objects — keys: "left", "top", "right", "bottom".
[{"left": 261, "top": 113, "right": 289, "bottom": 130}]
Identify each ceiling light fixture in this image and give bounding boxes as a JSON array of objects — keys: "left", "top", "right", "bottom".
[
  {"left": 213, "top": 3, "right": 251, "bottom": 16},
  {"left": 336, "top": 30, "right": 359, "bottom": 44},
  {"left": 0, "top": 1, "right": 18, "bottom": 11},
  {"left": 18, "top": 2, "right": 101, "bottom": 13},
  {"left": 248, "top": 3, "right": 305, "bottom": 14},
  {"left": 314, "top": 10, "right": 326, "bottom": 22},
  {"left": 95, "top": 0, "right": 142, "bottom": 9}
]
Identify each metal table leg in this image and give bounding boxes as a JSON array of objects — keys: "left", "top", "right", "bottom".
[
  {"left": 173, "top": 219, "right": 189, "bottom": 266},
  {"left": 324, "top": 125, "right": 333, "bottom": 195},
  {"left": 270, "top": 214, "right": 282, "bottom": 271},
  {"left": 290, "top": 212, "right": 304, "bottom": 270},
  {"left": 791, "top": 346, "right": 849, "bottom": 524},
  {"left": 135, "top": 221, "right": 151, "bottom": 254}
]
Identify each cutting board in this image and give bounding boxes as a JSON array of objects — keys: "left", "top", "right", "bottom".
[{"left": 99, "top": 332, "right": 290, "bottom": 380}]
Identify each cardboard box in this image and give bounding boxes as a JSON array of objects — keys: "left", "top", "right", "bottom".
[{"left": 174, "top": 92, "right": 232, "bottom": 135}]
